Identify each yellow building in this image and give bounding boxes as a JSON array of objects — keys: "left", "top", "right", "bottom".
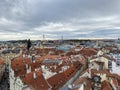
[{"left": 89, "top": 55, "right": 112, "bottom": 70}]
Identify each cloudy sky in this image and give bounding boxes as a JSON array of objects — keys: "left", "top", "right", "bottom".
[{"left": 0, "top": 0, "right": 120, "bottom": 40}]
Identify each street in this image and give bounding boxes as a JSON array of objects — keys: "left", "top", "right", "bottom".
[{"left": 0, "top": 65, "right": 10, "bottom": 90}]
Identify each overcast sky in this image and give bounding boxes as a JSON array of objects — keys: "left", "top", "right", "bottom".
[{"left": 0, "top": 0, "right": 120, "bottom": 40}]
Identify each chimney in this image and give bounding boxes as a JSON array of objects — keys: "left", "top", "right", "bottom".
[
  {"left": 23, "top": 54, "right": 25, "bottom": 58},
  {"left": 27, "top": 66, "right": 31, "bottom": 74},
  {"left": 83, "top": 82, "right": 86, "bottom": 86},
  {"left": 35, "top": 68, "right": 37, "bottom": 71},
  {"left": 89, "top": 68, "right": 91, "bottom": 78},
  {"left": 32, "top": 54, "right": 36, "bottom": 63},
  {"left": 97, "top": 68, "right": 99, "bottom": 71},
  {"left": 25, "top": 64, "right": 28, "bottom": 69},
  {"left": 33, "top": 72, "right": 37, "bottom": 79}
]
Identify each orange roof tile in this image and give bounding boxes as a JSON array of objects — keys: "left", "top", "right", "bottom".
[
  {"left": 54, "top": 50, "right": 65, "bottom": 55},
  {"left": 47, "top": 73, "right": 67, "bottom": 90},
  {"left": 112, "top": 78, "right": 118, "bottom": 87},
  {"left": 94, "top": 61, "right": 104, "bottom": 65},
  {"left": 78, "top": 48, "right": 97, "bottom": 57},
  {"left": 73, "top": 77, "right": 91, "bottom": 90},
  {"left": 0, "top": 58, "right": 4, "bottom": 65},
  {"left": 80, "top": 69, "right": 89, "bottom": 76},
  {"left": 11, "top": 55, "right": 42, "bottom": 77},
  {"left": 102, "top": 55, "right": 115, "bottom": 61},
  {"left": 107, "top": 73, "right": 120, "bottom": 82},
  {"left": 101, "top": 80, "right": 112, "bottom": 90},
  {"left": 43, "top": 55, "right": 60, "bottom": 60},
  {"left": 21, "top": 70, "right": 51, "bottom": 90},
  {"left": 91, "top": 69, "right": 110, "bottom": 77}
]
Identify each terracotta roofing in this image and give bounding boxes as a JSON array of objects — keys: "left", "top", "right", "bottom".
[
  {"left": 0, "top": 57, "right": 4, "bottom": 65},
  {"left": 80, "top": 69, "right": 110, "bottom": 78},
  {"left": 90, "top": 69, "right": 120, "bottom": 86},
  {"left": 29, "top": 61, "right": 41, "bottom": 72},
  {"left": 102, "top": 55, "right": 116, "bottom": 61},
  {"left": 113, "top": 50, "right": 120, "bottom": 53},
  {"left": 79, "top": 56, "right": 86, "bottom": 65},
  {"left": 101, "top": 80, "right": 113, "bottom": 90},
  {"left": 70, "top": 46, "right": 83, "bottom": 51},
  {"left": 107, "top": 73, "right": 120, "bottom": 82},
  {"left": 63, "top": 61, "right": 82, "bottom": 79},
  {"left": 47, "top": 73, "right": 67, "bottom": 90},
  {"left": 80, "top": 69, "right": 89, "bottom": 76},
  {"left": 72, "top": 77, "right": 91, "bottom": 90},
  {"left": 104, "top": 47, "right": 113, "bottom": 52},
  {"left": 35, "top": 47, "right": 56, "bottom": 55},
  {"left": 104, "top": 45, "right": 118, "bottom": 52},
  {"left": 91, "top": 69, "right": 110, "bottom": 77},
  {"left": 112, "top": 78, "right": 119, "bottom": 87},
  {"left": 78, "top": 48, "right": 97, "bottom": 57},
  {"left": 92, "top": 48, "right": 100, "bottom": 51},
  {"left": 94, "top": 61, "right": 104, "bottom": 65},
  {"left": 21, "top": 70, "right": 51, "bottom": 90},
  {"left": 84, "top": 68, "right": 109, "bottom": 76},
  {"left": 90, "top": 55, "right": 116, "bottom": 61},
  {"left": 11, "top": 59, "right": 26, "bottom": 77},
  {"left": 43, "top": 55, "right": 60, "bottom": 60},
  {"left": 54, "top": 50, "right": 65, "bottom": 55},
  {"left": 11, "top": 53, "right": 42, "bottom": 77},
  {"left": 47, "top": 61, "right": 82, "bottom": 90},
  {"left": 66, "top": 51, "right": 78, "bottom": 56},
  {"left": 11, "top": 58, "right": 24, "bottom": 69}
]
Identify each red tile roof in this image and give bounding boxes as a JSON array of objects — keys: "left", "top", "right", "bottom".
[
  {"left": 43, "top": 55, "right": 60, "bottom": 60},
  {"left": 11, "top": 54, "right": 42, "bottom": 77},
  {"left": 94, "top": 61, "right": 104, "bottom": 65},
  {"left": 101, "top": 80, "right": 113, "bottom": 90},
  {"left": 21, "top": 70, "right": 51, "bottom": 90},
  {"left": 112, "top": 78, "right": 119, "bottom": 87},
  {"left": 79, "top": 48, "right": 97, "bottom": 57},
  {"left": 90, "top": 55, "right": 116, "bottom": 61},
  {"left": 73, "top": 77, "right": 92, "bottom": 90},
  {"left": 47, "top": 73, "right": 67, "bottom": 90},
  {"left": 47, "top": 61, "right": 82, "bottom": 90},
  {"left": 80, "top": 69, "right": 89, "bottom": 76},
  {"left": 102, "top": 55, "right": 116, "bottom": 61},
  {"left": 66, "top": 51, "right": 78, "bottom": 56},
  {"left": 0, "top": 58, "right": 4, "bottom": 65},
  {"left": 11, "top": 51, "right": 84, "bottom": 90},
  {"left": 107, "top": 73, "right": 120, "bottom": 83},
  {"left": 91, "top": 69, "right": 110, "bottom": 77},
  {"left": 70, "top": 46, "right": 83, "bottom": 51},
  {"left": 35, "top": 48, "right": 56, "bottom": 55},
  {"left": 54, "top": 50, "right": 65, "bottom": 55}
]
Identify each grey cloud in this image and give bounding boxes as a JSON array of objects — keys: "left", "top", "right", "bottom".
[{"left": 0, "top": 0, "right": 120, "bottom": 40}]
